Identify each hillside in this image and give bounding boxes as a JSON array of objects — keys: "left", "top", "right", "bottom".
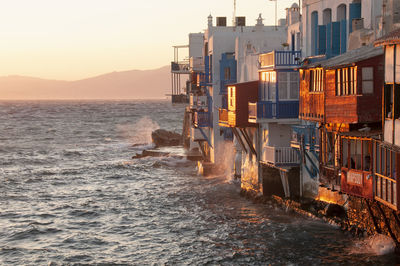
[{"left": 0, "top": 66, "right": 170, "bottom": 100}]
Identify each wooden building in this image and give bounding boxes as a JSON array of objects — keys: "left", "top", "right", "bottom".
[
  {"left": 299, "top": 45, "right": 384, "bottom": 196},
  {"left": 373, "top": 29, "right": 400, "bottom": 210},
  {"left": 218, "top": 81, "right": 258, "bottom": 128},
  {"left": 318, "top": 46, "right": 384, "bottom": 194}
]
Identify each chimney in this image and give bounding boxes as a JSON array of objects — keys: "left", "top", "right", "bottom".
[
  {"left": 352, "top": 18, "right": 364, "bottom": 31},
  {"left": 236, "top": 16, "right": 246, "bottom": 26},
  {"left": 216, "top": 17, "right": 227, "bottom": 27}
]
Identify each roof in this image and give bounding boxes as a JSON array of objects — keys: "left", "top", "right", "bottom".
[
  {"left": 374, "top": 28, "right": 400, "bottom": 46},
  {"left": 339, "top": 129, "right": 382, "bottom": 138},
  {"left": 306, "top": 45, "right": 383, "bottom": 69}
]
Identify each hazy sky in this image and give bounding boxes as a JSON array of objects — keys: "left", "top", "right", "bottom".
[{"left": 0, "top": 0, "right": 298, "bottom": 80}]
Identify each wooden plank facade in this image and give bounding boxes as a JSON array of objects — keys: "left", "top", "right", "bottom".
[
  {"left": 299, "top": 68, "right": 325, "bottom": 122},
  {"left": 324, "top": 55, "right": 384, "bottom": 125},
  {"left": 219, "top": 81, "right": 259, "bottom": 128}
]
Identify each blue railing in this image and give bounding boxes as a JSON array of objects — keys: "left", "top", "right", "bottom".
[
  {"left": 291, "top": 125, "right": 319, "bottom": 149},
  {"left": 198, "top": 72, "right": 211, "bottom": 87},
  {"left": 194, "top": 111, "right": 210, "bottom": 128},
  {"left": 257, "top": 101, "right": 299, "bottom": 119},
  {"left": 274, "top": 51, "right": 302, "bottom": 66},
  {"left": 260, "top": 51, "right": 301, "bottom": 68}
]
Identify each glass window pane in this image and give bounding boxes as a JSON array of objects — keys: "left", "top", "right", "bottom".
[
  {"left": 343, "top": 138, "right": 348, "bottom": 168},
  {"left": 397, "top": 45, "right": 400, "bottom": 83},
  {"left": 386, "top": 45, "right": 395, "bottom": 83},
  {"left": 278, "top": 72, "right": 288, "bottom": 99}
]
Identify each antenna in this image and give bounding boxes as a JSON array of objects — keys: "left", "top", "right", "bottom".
[{"left": 233, "top": 0, "right": 236, "bottom": 26}]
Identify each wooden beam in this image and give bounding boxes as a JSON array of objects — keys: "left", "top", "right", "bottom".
[
  {"left": 365, "top": 199, "right": 382, "bottom": 234},
  {"left": 239, "top": 128, "right": 257, "bottom": 157},
  {"left": 232, "top": 127, "right": 247, "bottom": 154}
]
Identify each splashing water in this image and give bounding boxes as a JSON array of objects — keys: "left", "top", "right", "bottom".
[
  {"left": 350, "top": 234, "right": 396, "bottom": 256},
  {"left": 220, "top": 141, "right": 236, "bottom": 182},
  {"left": 117, "top": 116, "right": 160, "bottom": 145}
]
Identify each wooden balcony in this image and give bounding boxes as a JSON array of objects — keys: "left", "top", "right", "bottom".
[
  {"left": 261, "top": 146, "right": 299, "bottom": 166},
  {"left": 340, "top": 168, "right": 373, "bottom": 200},
  {"left": 218, "top": 108, "right": 229, "bottom": 127}
]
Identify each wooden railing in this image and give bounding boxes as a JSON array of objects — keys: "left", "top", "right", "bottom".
[
  {"left": 218, "top": 108, "right": 229, "bottom": 126},
  {"left": 262, "top": 146, "right": 299, "bottom": 165},
  {"left": 375, "top": 173, "right": 397, "bottom": 210}
]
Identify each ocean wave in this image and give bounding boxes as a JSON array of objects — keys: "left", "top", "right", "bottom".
[{"left": 9, "top": 226, "right": 62, "bottom": 241}]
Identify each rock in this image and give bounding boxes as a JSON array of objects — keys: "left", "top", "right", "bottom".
[
  {"left": 132, "top": 149, "right": 170, "bottom": 159},
  {"left": 151, "top": 129, "right": 182, "bottom": 147},
  {"left": 324, "top": 203, "right": 346, "bottom": 219}
]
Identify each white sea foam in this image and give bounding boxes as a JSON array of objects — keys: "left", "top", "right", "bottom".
[
  {"left": 350, "top": 234, "right": 396, "bottom": 256},
  {"left": 117, "top": 116, "right": 160, "bottom": 145}
]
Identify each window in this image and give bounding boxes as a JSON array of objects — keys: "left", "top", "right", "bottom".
[
  {"left": 336, "top": 67, "right": 357, "bottom": 95},
  {"left": 278, "top": 72, "right": 299, "bottom": 100},
  {"left": 309, "top": 68, "right": 324, "bottom": 92},
  {"left": 384, "top": 84, "right": 393, "bottom": 119},
  {"left": 290, "top": 72, "right": 299, "bottom": 99},
  {"left": 261, "top": 71, "right": 276, "bottom": 101},
  {"left": 278, "top": 72, "right": 288, "bottom": 99},
  {"left": 385, "top": 45, "right": 394, "bottom": 83},
  {"left": 342, "top": 137, "right": 371, "bottom": 172},
  {"left": 362, "top": 67, "right": 374, "bottom": 94},
  {"left": 224, "top": 67, "right": 231, "bottom": 80}
]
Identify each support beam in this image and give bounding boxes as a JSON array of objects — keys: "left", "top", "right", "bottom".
[
  {"left": 199, "top": 127, "right": 213, "bottom": 148},
  {"left": 232, "top": 128, "right": 247, "bottom": 154},
  {"left": 279, "top": 170, "right": 290, "bottom": 198},
  {"left": 304, "top": 151, "right": 319, "bottom": 174},
  {"left": 239, "top": 128, "right": 257, "bottom": 157},
  {"left": 197, "top": 141, "right": 209, "bottom": 162},
  {"left": 365, "top": 199, "right": 382, "bottom": 234},
  {"left": 376, "top": 201, "right": 399, "bottom": 245}
]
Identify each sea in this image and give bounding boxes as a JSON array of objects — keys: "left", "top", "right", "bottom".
[{"left": 0, "top": 100, "right": 398, "bottom": 265}]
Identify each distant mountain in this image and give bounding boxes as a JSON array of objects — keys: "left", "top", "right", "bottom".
[{"left": 0, "top": 66, "right": 171, "bottom": 100}]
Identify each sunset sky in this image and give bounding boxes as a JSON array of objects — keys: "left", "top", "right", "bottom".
[{"left": 0, "top": 0, "right": 297, "bottom": 80}]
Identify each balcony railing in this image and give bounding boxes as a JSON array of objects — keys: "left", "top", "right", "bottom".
[
  {"left": 259, "top": 50, "right": 302, "bottom": 68},
  {"left": 198, "top": 72, "right": 212, "bottom": 87},
  {"left": 218, "top": 108, "right": 229, "bottom": 126},
  {"left": 189, "top": 57, "right": 204, "bottom": 72},
  {"left": 291, "top": 125, "right": 319, "bottom": 150},
  {"left": 190, "top": 95, "right": 208, "bottom": 110},
  {"left": 257, "top": 101, "right": 299, "bottom": 120},
  {"left": 262, "top": 146, "right": 299, "bottom": 166},
  {"left": 194, "top": 111, "right": 210, "bottom": 128},
  {"left": 248, "top": 102, "right": 257, "bottom": 123},
  {"left": 171, "top": 61, "right": 190, "bottom": 73}
]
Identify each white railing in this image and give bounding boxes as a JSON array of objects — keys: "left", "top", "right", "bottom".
[
  {"left": 189, "top": 57, "right": 204, "bottom": 72},
  {"left": 263, "top": 146, "right": 299, "bottom": 165}
]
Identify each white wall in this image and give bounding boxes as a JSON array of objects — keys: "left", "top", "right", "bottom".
[
  {"left": 189, "top": 33, "right": 204, "bottom": 58},
  {"left": 235, "top": 27, "right": 287, "bottom": 83}
]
